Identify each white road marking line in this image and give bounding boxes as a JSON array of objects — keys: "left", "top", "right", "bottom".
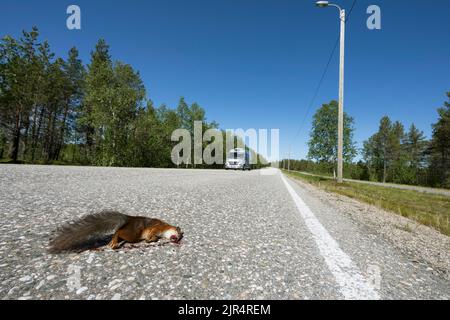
[{"left": 280, "top": 173, "right": 380, "bottom": 300}]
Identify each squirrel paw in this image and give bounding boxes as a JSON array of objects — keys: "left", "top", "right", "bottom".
[
  {"left": 107, "top": 242, "right": 119, "bottom": 250},
  {"left": 108, "top": 240, "right": 125, "bottom": 250}
]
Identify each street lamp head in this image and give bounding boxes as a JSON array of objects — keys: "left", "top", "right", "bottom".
[{"left": 316, "top": 1, "right": 330, "bottom": 7}]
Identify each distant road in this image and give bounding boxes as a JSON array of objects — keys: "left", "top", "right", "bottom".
[
  {"left": 0, "top": 165, "right": 448, "bottom": 300},
  {"left": 288, "top": 170, "right": 450, "bottom": 197}
]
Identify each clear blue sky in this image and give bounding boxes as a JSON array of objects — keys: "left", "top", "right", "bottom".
[{"left": 1, "top": 0, "right": 449, "bottom": 160}]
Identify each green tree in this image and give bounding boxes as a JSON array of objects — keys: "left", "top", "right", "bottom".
[
  {"left": 377, "top": 116, "right": 392, "bottom": 183},
  {"left": 129, "top": 101, "right": 167, "bottom": 167},
  {"left": 60, "top": 47, "right": 86, "bottom": 163},
  {"left": 308, "top": 100, "right": 357, "bottom": 167},
  {"left": 403, "top": 123, "right": 427, "bottom": 184},
  {"left": 0, "top": 35, "right": 22, "bottom": 160},
  {"left": 0, "top": 128, "right": 6, "bottom": 159},
  {"left": 429, "top": 92, "right": 450, "bottom": 187},
  {"left": 175, "top": 97, "right": 218, "bottom": 167},
  {"left": 84, "top": 39, "right": 146, "bottom": 166},
  {"left": 363, "top": 117, "right": 426, "bottom": 184},
  {"left": 0, "top": 27, "right": 41, "bottom": 161},
  {"left": 83, "top": 39, "right": 114, "bottom": 164},
  {"left": 28, "top": 40, "right": 54, "bottom": 162},
  {"left": 42, "top": 57, "right": 73, "bottom": 162},
  {"left": 389, "top": 121, "right": 408, "bottom": 183},
  {"left": 363, "top": 116, "right": 396, "bottom": 183},
  {"left": 109, "top": 61, "right": 146, "bottom": 165},
  {"left": 1, "top": 28, "right": 86, "bottom": 164},
  {"left": 157, "top": 104, "right": 182, "bottom": 167}
]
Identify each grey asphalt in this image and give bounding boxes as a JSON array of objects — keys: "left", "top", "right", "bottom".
[{"left": 0, "top": 165, "right": 448, "bottom": 300}]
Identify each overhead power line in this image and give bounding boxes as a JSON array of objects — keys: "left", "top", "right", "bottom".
[{"left": 288, "top": 0, "right": 358, "bottom": 156}]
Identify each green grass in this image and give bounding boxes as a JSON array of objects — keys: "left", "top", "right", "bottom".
[{"left": 284, "top": 170, "right": 450, "bottom": 236}]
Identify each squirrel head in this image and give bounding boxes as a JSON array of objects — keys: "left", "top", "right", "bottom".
[{"left": 161, "top": 226, "right": 183, "bottom": 243}]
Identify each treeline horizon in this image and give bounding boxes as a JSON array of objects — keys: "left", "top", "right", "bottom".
[
  {"left": 0, "top": 27, "right": 267, "bottom": 169},
  {"left": 282, "top": 95, "right": 450, "bottom": 189},
  {"left": 1, "top": 28, "right": 448, "bottom": 186}
]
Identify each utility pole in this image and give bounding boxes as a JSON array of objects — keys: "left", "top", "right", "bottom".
[
  {"left": 316, "top": 1, "right": 346, "bottom": 183},
  {"left": 337, "top": 8, "right": 345, "bottom": 184}
]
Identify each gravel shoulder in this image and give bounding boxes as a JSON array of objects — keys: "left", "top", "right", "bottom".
[{"left": 287, "top": 176, "right": 450, "bottom": 280}]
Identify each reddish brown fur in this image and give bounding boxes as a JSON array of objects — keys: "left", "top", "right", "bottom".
[
  {"left": 108, "top": 217, "right": 180, "bottom": 249},
  {"left": 48, "top": 211, "right": 183, "bottom": 253}
]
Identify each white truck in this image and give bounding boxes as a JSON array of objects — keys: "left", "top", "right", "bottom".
[{"left": 225, "top": 148, "right": 251, "bottom": 171}]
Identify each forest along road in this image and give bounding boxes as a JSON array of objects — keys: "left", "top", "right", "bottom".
[{"left": 0, "top": 165, "right": 448, "bottom": 300}]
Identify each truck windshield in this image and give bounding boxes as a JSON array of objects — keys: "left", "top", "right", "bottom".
[{"left": 229, "top": 152, "right": 244, "bottom": 159}]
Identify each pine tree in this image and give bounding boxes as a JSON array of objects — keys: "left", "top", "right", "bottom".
[
  {"left": 363, "top": 116, "right": 402, "bottom": 183},
  {"left": 61, "top": 47, "right": 86, "bottom": 162},
  {"left": 429, "top": 92, "right": 450, "bottom": 187},
  {"left": 158, "top": 104, "right": 182, "bottom": 167},
  {"left": 83, "top": 39, "right": 114, "bottom": 164},
  {"left": 28, "top": 40, "right": 53, "bottom": 162},
  {"left": 404, "top": 123, "right": 427, "bottom": 184},
  {"left": 363, "top": 118, "right": 429, "bottom": 184},
  {"left": 0, "top": 27, "right": 41, "bottom": 161},
  {"left": 42, "top": 57, "right": 72, "bottom": 162}
]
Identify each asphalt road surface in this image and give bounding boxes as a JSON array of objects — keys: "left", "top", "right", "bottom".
[{"left": 0, "top": 165, "right": 448, "bottom": 300}]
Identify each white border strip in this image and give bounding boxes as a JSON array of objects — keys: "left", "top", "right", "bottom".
[{"left": 280, "top": 173, "right": 380, "bottom": 300}]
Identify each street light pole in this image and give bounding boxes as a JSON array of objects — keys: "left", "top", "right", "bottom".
[
  {"left": 316, "top": 1, "right": 345, "bottom": 183},
  {"left": 337, "top": 8, "right": 345, "bottom": 184}
]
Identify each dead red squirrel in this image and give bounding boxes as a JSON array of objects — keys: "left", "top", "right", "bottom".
[{"left": 48, "top": 211, "right": 183, "bottom": 253}]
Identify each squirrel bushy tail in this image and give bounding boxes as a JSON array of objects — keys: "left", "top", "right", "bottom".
[{"left": 48, "top": 211, "right": 130, "bottom": 253}]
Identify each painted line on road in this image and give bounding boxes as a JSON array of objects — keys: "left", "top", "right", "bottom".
[{"left": 280, "top": 173, "right": 380, "bottom": 300}]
